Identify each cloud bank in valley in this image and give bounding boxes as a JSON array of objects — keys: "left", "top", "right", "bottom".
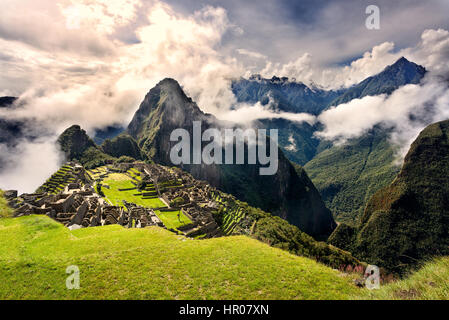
[{"left": 0, "top": 138, "right": 64, "bottom": 193}]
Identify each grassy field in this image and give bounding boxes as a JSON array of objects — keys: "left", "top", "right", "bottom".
[
  {"left": 0, "top": 190, "right": 13, "bottom": 218},
  {"left": 155, "top": 210, "right": 191, "bottom": 230},
  {"left": 0, "top": 215, "right": 360, "bottom": 300},
  {"left": 101, "top": 173, "right": 166, "bottom": 208}
]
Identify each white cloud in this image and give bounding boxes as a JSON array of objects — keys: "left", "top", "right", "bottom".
[
  {"left": 316, "top": 77, "right": 449, "bottom": 157},
  {"left": 260, "top": 42, "right": 401, "bottom": 89},
  {"left": 236, "top": 49, "right": 267, "bottom": 59},
  {"left": 216, "top": 102, "right": 316, "bottom": 125},
  {"left": 0, "top": 138, "right": 64, "bottom": 194}
]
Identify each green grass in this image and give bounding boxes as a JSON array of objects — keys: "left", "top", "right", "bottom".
[
  {"left": 356, "top": 257, "right": 449, "bottom": 300},
  {"left": 0, "top": 215, "right": 359, "bottom": 300},
  {"left": 154, "top": 210, "right": 191, "bottom": 231},
  {"left": 101, "top": 173, "right": 166, "bottom": 208},
  {"left": 0, "top": 190, "right": 13, "bottom": 218}
]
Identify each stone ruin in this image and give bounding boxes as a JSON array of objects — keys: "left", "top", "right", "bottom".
[{"left": 5, "top": 162, "right": 242, "bottom": 239}]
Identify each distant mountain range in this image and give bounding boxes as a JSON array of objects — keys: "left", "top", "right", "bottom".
[
  {"left": 232, "top": 57, "right": 426, "bottom": 115},
  {"left": 233, "top": 57, "right": 427, "bottom": 223}
]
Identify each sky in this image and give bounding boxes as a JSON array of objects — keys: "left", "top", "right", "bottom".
[{"left": 0, "top": 0, "right": 449, "bottom": 192}]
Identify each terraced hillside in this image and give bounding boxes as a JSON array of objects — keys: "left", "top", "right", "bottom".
[
  {"left": 36, "top": 164, "right": 86, "bottom": 194},
  {"left": 212, "top": 192, "right": 246, "bottom": 235}
]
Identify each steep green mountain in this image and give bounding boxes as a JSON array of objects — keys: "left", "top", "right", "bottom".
[
  {"left": 304, "top": 128, "right": 400, "bottom": 223},
  {"left": 127, "top": 78, "right": 336, "bottom": 239},
  {"left": 101, "top": 133, "right": 144, "bottom": 160},
  {"left": 329, "top": 57, "right": 426, "bottom": 106},
  {"left": 329, "top": 120, "right": 449, "bottom": 274},
  {"left": 57, "top": 125, "right": 114, "bottom": 169}
]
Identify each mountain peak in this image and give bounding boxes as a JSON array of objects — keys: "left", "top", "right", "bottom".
[
  {"left": 128, "top": 78, "right": 204, "bottom": 140},
  {"left": 156, "top": 77, "right": 182, "bottom": 89},
  {"left": 395, "top": 56, "right": 410, "bottom": 64},
  {"left": 384, "top": 56, "right": 426, "bottom": 76},
  {"left": 57, "top": 124, "right": 96, "bottom": 160}
]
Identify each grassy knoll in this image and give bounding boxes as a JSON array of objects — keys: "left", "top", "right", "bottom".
[
  {"left": 154, "top": 210, "right": 191, "bottom": 231},
  {"left": 101, "top": 173, "right": 166, "bottom": 208},
  {"left": 0, "top": 215, "right": 359, "bottom": 300},
  {"left": 356, "top": 257, "right": 449, "bottom": 300},
  {"left": 0, "top": 190, "right": 13, "bottom": 218}
]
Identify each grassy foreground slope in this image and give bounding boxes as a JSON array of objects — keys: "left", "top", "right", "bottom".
[
  {"left": 0, "top": 215, "right": 359, "bottom": 300},
  {"left": 357, "top": 257, "right": 449, "bottom": 300}
]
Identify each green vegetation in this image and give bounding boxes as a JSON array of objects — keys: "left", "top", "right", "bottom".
[
  {"left": 102, "top": 134, "right": 144, "bottom": 160},
  {"left": 36, "top": 164, "right": 78, "bottom": 194},
  {"left": 57, "top": 125, "right": 115, "bottom": 169},
  {"left": 330, "top": 120, "right": 449, "bottom": 274},
  {"left": 304, "top": 128, "right": 399, "bottom": 224},
  {"left": 0, "top": 190, "right": 13, "bottom": 218},
  {"left": 155, "top": 210, "right": 191, "bottom": 231},
  {"left": 212, "top": 192, "right": 246, "bottom": 235},
  {"left": 101, "top": 173, "right": 166, "bottom": 208},
  {"left": 357, "top": 257, "right": 449, "bottom": 300},
  {"left": 169, "top": 197, "right": 185, "bottom": 207},
  {"left": 79, "top": 147, "right": 115, "bottom": 169},
  {"left": 0, "top": 215, "right": 359, "bottom": 300},
  {"left": 212, "top": 191, "right": 362, "bottom": 270},
  {"left": 57, "top": 125, "right": 96, "bottom": 160},
  {"left": 87, "top": 166, "right": 109, "bottom": 180}
]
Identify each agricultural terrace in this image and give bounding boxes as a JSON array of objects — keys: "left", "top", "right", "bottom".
[
  {"left": 212, "top": 192, "right": 246, "bottom": 235},
  {"left": 37, "top": 164, "right": 78, "bottom": 194},
  {"left": 89, "top": 167, "right": 192, "bottom": 232}
]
